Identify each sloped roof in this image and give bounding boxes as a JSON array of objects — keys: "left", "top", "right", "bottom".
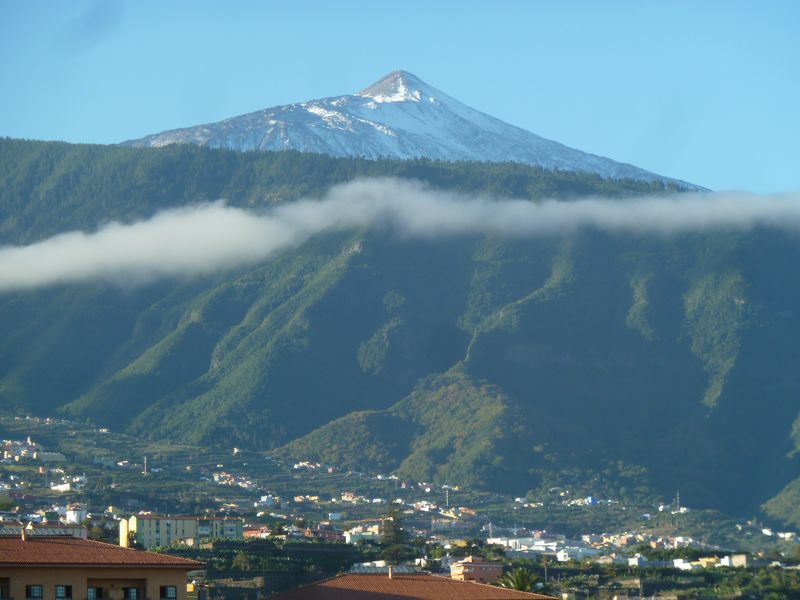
[
  {"left": 130, "top": 514, "right": 238, "bottom": 520},
  {"left": 0, "top": 526, "right": 77, "bottom": 536},
  {"left": 271, "top": 572, "right": 554, "bottom": 599},
  {"left": 0, "top": 536, "right": 202, "bottom": 568}
]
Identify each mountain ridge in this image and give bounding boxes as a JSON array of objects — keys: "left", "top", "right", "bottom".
[{"left": 122, "top": 71, "right": 701, "bottom": 190}]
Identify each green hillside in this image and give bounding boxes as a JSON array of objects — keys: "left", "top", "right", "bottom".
[{"left": 0, "top": 138, "right": 798, "bottom": 523}]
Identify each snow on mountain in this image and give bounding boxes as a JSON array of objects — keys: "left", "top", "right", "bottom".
[{"left": 123, "top": 70, "right": 698, "bottom": 188}]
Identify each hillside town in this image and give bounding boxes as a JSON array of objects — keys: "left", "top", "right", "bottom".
[{"left": 3, "top": 419, "right": 800, "bottom": 598}]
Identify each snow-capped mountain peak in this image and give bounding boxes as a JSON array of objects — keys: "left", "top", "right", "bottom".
[
  {"left": 356, "top": 70, "right": 431, "bottom": 103},
  {"left": 122, "top": 71, "right": 699, "bottom": 188}
]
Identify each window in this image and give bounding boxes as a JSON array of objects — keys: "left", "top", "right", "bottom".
[
  {"left": 87, "top": 588, "right": 103, "bottom": 600},
  {"left": 160, "top": 586, "right": 177, "bottom": 600},
  {"left": 26, "top": 586, "right": 43, "bottom": 600},
  {"left": 55, "top": 586, "right": 72, "bottom": 600},
  {"left": 123, "top": 589, "right": 138, "bottom": 600}
]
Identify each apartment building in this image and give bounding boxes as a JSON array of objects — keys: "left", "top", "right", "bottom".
[{"left": 119, "top": 514, "right": 243, "bottom": 549}]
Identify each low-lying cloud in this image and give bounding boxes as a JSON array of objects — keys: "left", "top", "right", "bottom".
[{"left": 1, "top": 178, "right": 799, "bottom": 292}]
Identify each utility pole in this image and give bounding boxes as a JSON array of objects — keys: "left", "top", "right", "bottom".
[{"left": 143, "top": 456, "right": 148, "bottom": 476}]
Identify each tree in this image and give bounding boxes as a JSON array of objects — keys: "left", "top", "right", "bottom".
[
  {"left": 540, "top": 556, "right": 549, "bottom": 584},
  {"left": 89, "top": 525, "right": 106, "bottom": 541},
  {"left": 380, "top": 510, "right": 413, "bottom": 565},
  {"left": 483, "top": 544, "right": 506, "bottom": 562},
  {"left": 269, "top": 524, "right": 287, "bottom": 537},
  {"left": 126, "top": 531, "right": 144, "bottom": 550},
  {"left": 497, "top": 568, "right": 539, "bottom": 592},
  {"left": 232, "top": 551, "right": 253, "bottom": 571},
  {"left": 0, "top": 493, "right": 14, "bottom": 511},
  {"left": 426, "top": 542, "right": 446, "bottom": 559},
  {"left": 381, "top": 510, "right": 408, "bottom": 547}
]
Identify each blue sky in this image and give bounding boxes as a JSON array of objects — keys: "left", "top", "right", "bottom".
[{"left": 1, "top": 0, "right": 797, "bottom": 192}]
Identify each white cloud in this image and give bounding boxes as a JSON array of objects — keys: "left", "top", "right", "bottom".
[{"left": 1, "top": 178, "right": 799, "bottom": 292}]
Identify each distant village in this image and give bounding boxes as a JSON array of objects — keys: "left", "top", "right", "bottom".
[
  {"left": 3, "top": 422, "right": 800, "bottom": 598},
  {"left": 4, "top": 432, "right": 799, "bottom": 560}
]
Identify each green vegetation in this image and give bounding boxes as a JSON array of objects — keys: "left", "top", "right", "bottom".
[
  {"left": 763, "top": 478, "right": 800, "bottom": 528},
  {"left": 0, "top": 138, "right": 679, "bottom": 245},
  {"left": 160, "top": 539, "right": 369, "bottom": 596},
  {"left": 625, "top": 272, "right": 657, "bottom": 341},
  {"left": 496, "top": 567, "right": 540, "bottom": 591},
  {"left": 500, "top": 561, "right": 800, "bottom": 599},
  {"left": 357, "top": 317, "right": 405, "bottom": 374},
  {"left": 463, "top": 239, "right": 574, "bottom": 361},
  {"left": 280, "top": 368, "right": 530, "bottom": 492},
  {"left": 380, "top": 509, "right": 415, "bottom": 565},
  {"left": 683, "top": 270, "right": 748, "bottom": 408},
  {"left": 1, "top": 138, "right": 799, "bottom": 522}
]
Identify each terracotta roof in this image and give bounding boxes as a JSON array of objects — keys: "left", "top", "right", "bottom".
[
  {"left": 271, "top": 573, "right": 555, "bottom": 599},
  {"left": 131, "top": 514, "right": 237, "bottom": 520},
  {"left": 0, "top": 536, "right": 202, "bottom": 568}
]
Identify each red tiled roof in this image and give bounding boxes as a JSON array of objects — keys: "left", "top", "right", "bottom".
[
  {"left": 0, "top": 536, "right": 202, "bottom": 568},
  {"left": 130, "top": 514, "right": 238, "bottom": 520},
  {"left": 271, "top": 573, "right": 555, "bottom": 599}
]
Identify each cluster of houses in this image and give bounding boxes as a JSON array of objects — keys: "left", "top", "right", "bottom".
[
  {"left": 3, "top": 424, "right": 799, "bottom": 589},
  {"left": 4, "top": 493, "right": 796, "bottom": 577},
  {"left": 0, "top": 502, "right": 116, "bottom": 541},
  {"left": 2, "top": 435, "right": 40, "bottom": 463},
  {"left": 0, "top": 495, "right": 247, "bottom": 551},
  {"left": 488, "top": 529, "right": 722, "bottom": 562},
  {"left": 210, "top": 470, "right": 257, "bottom": 490},
  {"left": 241, "top": 516, "right": 379, "bottom": 545},
  {"left": 259, "top": 482, "right": 479, "bottom": 524},
  {"left": 1, "top": 502, "right": 92, "bottom": 525},
  {"left": 2, "top": 436, "right": 68, "bottom": 466},
  {"left": 595, "top": 552, "right": 788, "bottom": 570},
  {"left": 483, "top": 528, "right": 800, "bottom": 571},
  {"left": 1, "top": 435, "right": 87, "bottom": 493}
]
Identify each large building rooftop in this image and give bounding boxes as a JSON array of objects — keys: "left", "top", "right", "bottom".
[
  {"left": 271, "top": 572, "right": 554, "bottom": 599},
  {"left": 0, "top": 536, "right": 202, "bottom": 568}
]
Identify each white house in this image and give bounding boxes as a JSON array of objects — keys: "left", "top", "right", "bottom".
[
  {"left": 628, "top": 553, "right": 648, "bottom": 567},
  {"left": 65, "top": 506, "right": 88, "bottom": 524}
]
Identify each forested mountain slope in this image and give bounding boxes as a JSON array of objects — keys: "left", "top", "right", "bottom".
[{"left": 0, "top": 138, "right": 797, "bottom": 523}]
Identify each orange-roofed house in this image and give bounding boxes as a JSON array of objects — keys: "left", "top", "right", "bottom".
[
  {"left": 270, "top": 572, "right": 555, "bottom": 599},
  {"left": 0, "top": 535, "right": 202, "bottom": 600},
  {"left": 450, "top": 555, "right": 504, "bottom": 584}
]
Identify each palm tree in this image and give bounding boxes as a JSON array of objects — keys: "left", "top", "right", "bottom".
[{"left": 497, "top": 568, "right": 539, "bottom": 591}]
